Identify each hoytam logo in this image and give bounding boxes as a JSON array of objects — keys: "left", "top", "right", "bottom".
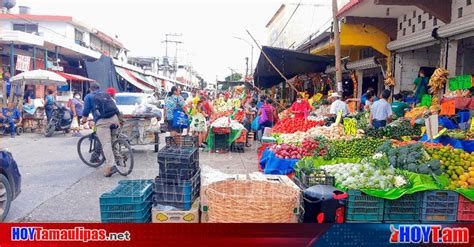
[
  {"left": 390, "top": 225, "right": 469, "bottom": 244},
  {"left": 11, "top": 227, "right": 131, "bottom": 242}
]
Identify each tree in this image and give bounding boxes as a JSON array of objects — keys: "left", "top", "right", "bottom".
[{"left": 225, "top": 73, "right": 243, "bottom": 82}]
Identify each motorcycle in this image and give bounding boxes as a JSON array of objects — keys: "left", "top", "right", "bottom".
[{"left": 45, "top": 102, "right": 72, "bottom": 137}]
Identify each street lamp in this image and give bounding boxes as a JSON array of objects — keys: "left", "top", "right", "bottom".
[{"left": 233, "top": 36, "right": 254, "bottom": 77}]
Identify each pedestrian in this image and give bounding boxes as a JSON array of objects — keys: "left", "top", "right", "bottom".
[
  {"left": 164, "top": 86, "right": 187, "bottom": 137},
  {"left": 363, "top": 91, "right": 375, "bottom": 112},
  {"left": 0, "top": 102, "right": 21, "bottom": 138},
  {"left": 3, "top": 71, "right": 11, "bottom": 100},
  {"left": 24, "top": 85, "right": 35, "bottom": 104},
  {"left": 414, "top": 69, "right": 429, "bottom": 104},
  {"left": 328, "top": 93, "right": 349, "bottom": 117},
  {"left": 81, "top": 82, "right": 121, "bottom": 177},
  {"left": 258, "top": 98, "right": 277, "bottom": 140},
  {"left": 392, "top": 93, "right": 410, "bottom": 118},
  {"left": 290, "top": 93, "right": 312, "bottom": 118},
  {"left": 243, "top": 99, "right": 257, "bottom": 147},
  {"left": 44, "top": 89, "right": 55, "bottom": 123},
  {"left": 190, "top": 99, "right": 208, "bottom": 147},
  {"left": 200, "top": 92, "right": 213, "bottom": 146},
  {"left": 106, "top": 87, "right": 117, "bottom": 100},
  {"left": 70, "top": 92, "right": 84, "bottom": 137},
  {"left": 370, "top": 89, "right": 393, "bottom": 129}
]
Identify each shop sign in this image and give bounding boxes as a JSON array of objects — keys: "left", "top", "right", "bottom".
[
  {"left": 335, "top": 111, "right": 343, "bottom": 125},
  {"left": 449, "top": 75, "right": 472, "bottom": 90},
  {"left": 343, "top": 118, "right": 357, "bottom": 137},
  {"left": 16, "top": 55, "right": 31, "bottom": 72},
  {"left": 46, "top": 61, "right": 64, "bottom": 72},
  {"left": 439, "top": 100, "right": 455, "bottom": 116}
]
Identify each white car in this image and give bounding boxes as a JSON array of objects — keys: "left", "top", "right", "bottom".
[{"left": 115, "top": 92, "right": 165, "bottom": 132}]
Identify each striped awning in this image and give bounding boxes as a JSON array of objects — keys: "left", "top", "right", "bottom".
[{"left": 115, "top": 67, "right": 153, "bottom": 92}]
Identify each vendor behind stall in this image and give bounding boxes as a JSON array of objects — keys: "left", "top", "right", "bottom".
[
  {"left": 391, "top": 94, "right": 410, "bottom": 118},
  {"left": 370, "top": 89, "right": 393, "bottom": 129},
  {"left": 328, "top": 93, "right": 349, "bottom": 117},
  {"left": 290, "top": 93, "right": 312, "bottom": 118}
]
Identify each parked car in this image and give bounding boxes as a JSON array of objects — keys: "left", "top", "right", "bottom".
[
  {"left": 0, "top": 150, "right": 21, "bottom": 222},
  {"left": 115, "top": 93, "right": 165, "bottom": 132}
]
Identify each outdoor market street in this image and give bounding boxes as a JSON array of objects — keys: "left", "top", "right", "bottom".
[{"left": 2, "top": 132, "right": 257, "bottom": 222}]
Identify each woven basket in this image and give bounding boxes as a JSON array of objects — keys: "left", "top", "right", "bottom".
[{"left": 206, "top": 180, "right": 299, "bottom": 223}]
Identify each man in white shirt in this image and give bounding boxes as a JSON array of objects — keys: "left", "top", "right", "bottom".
[
  {"left": 370, "top": 89, "right": 393, "bottom": 129},
  {"left": 328, "top": 93, "right": 349, "bottom": 117}
]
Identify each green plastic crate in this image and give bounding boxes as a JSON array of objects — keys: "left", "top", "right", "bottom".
[
  {"left": 345, "top": 190, "right": 384, "bottom": 223},
  {"left": 384, "top": 193, "right": 422, "bottom": 223},
  {"left": 100, "top": 179, "right": 153, "bottom": 205}
]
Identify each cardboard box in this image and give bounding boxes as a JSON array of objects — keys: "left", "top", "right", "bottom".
[{"left": 152, "top": 198, "right": 200, "bottom": 223}]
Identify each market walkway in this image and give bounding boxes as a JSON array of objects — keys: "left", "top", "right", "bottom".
[{"left": 2, "top": 132, "right": 257, "bottom": 222}]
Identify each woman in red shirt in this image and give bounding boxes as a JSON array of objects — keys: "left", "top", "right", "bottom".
[{"left": 290, "top": 94, "right": 311, "bottom": 118}]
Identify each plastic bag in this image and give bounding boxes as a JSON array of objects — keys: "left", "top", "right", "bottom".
[
  {"left": 258, "top": 109, "right": 268, "bottom": 124},
  {"left": 71, "top": 116, "right": 79, "bottom": 129},
  {"left": 251, "top": 116, "right": 260, "bottom": 131},
  {"left": 172, "top": 108, "right": 189, "bottom": 129}
]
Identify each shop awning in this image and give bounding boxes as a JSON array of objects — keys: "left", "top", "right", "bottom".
[
  {"left": 253, "top": 46, "right": 332, "bottom": 89},
  {"left": 312, "top": 23, "right": 391, "bottom": 59},
  {"left": 54, "top": 72, "right": 95, "bottom": 82},
  {"left": 128, "top": 70, "right": 156, "bottom": 90},
  {"left": 115, "top": 67, "right": 153, "bottom": 92}
]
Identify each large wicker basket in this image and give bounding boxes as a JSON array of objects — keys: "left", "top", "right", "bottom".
[{"left": 206, "top": 180, "right": 299, "bottom": 223}]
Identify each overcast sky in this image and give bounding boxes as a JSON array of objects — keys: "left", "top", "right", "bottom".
[{"left": 14, "top": 0, "right": 291, "bottom": 82}]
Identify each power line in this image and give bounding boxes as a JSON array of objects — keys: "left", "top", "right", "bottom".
[{"left": 271, "top": 0, "right": 302, "bottom": 46}]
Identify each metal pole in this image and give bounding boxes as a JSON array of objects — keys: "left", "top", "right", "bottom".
[
  {"left": 332, "top": 0, "right": 343, "bottom": 94},
  {"left": 44, "top": 49, "right": 48, "bottom": 69},
  {"left": 9, "top": 42, "right": 14, "bottom": 76},
  {"left": 245, "top": 57, "right": 249, "bottom": 78},
  {"left": 32, "top": 46, "right": 37, "bottom": 70},
  {"left": 250, "top": 45, "right": 254, "bottom": 75}
]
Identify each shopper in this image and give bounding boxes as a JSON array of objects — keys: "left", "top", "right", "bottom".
[
  {"left": 24, "top": 85, "right": 35, "bottom": 104},
  {"left": 290, "top": 93, "right": 312, "bottom": 118},
  {"left": 370, "top": 89, "right": 393, "bottom": 129},
  {"left": 392, "top": 94, "right": 410, "bottom": 118},
  {"left": 106, "top": 87, "right": 117, "bottom": 100},
  {"left": 44, "top": 89, "right": 55, "bottom": 123},
  {"left": 82, "top": 82, "right": 121, "bottom": 177},
  {"left": 164, "top": 86, "right": 187, "bottom": 137},
  {"left": 190, "top": 100, "right": 208, "bottom": 147},
  {"left": 0, "top": 102, "right": 21, "bottom": 138},
  {"left": 258, "top": 98, "right": 277, "bottom": 141},
  {"left": 328, "top": 93, "right": 349, "bottom": 117},
  {"left": 363, "top": 91, "right": 375, "bottom": 112},
  {"left": 70, "top": 92, "right": 84, "bottom": 137}
]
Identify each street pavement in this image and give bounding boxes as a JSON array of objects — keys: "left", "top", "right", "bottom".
[{"left": 1, "top": 131, "right": 257, "bottom": 222}]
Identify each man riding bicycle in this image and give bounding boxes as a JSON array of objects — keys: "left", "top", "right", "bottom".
[{"left": 81, "top": 83, "right": 121, "bottom": 177}]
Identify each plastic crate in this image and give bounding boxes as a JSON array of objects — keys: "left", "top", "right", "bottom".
[
  {"left": 213, "top": 133, "right": 230, "bottom": 153},
  {"left": 99, "top": 180, "right": 153, "bottom": 205},
  {"left": 99, "top": 191, "right": 153, "bottom": 212},
  {"left": 230, "top": 142, "right": 245, "bottom": 153},
  {"left": 164, "top": 136, "right": 199, "bottom": 148},
  {"left": 345, "top": 190, "right": 384, "bottom": 223},
  {"left": 421, "top": 190, "right": 458, "bottom": 223},
  {"left": 457, "top": 195, "right": 474, "bottom": 222},
  {"left": 384, "top": 193, "right": 422, "bottom": 223},
  {"left": 234, "top": 129, "right": 247, "bottom": 143},
  {"left": 157, "top": 146, "right": 199, "bottom": 165},
  {"left": 299, "top": 169, "right": 335, "bottom": 187},
  {"left": 153, "top": 169, "right": 200, "bottom": 210},
  {"left": 101, "top": 211, "right": 151, "bottom": 223},
  {"left": 159, "top": 161, "right": 199, "bottom": 180},
  {"left": 101, "top": 203, "right": 151, "bottom": 220}
]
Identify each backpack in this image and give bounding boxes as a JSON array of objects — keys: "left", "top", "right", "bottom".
[{"left": 93, "top": 91, "right": 119, "bottom": 119}]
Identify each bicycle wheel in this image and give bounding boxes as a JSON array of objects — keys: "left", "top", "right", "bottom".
[
  {"left": 77, "top": 134, "right": 105, "bottom": 168},
  {"left": 113, "top": 138, "right": 134, "bottom": 176}
]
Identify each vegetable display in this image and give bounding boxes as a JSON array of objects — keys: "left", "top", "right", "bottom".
[
  {"left": 364, "top": 120, "right": 421, "bottom": 140},
  {"left": 210, "top": 117, "right": 231, "bottom": 128},
  {"left": 426, "top": 146, "right": 474, "bottom": 189},
  {"left": 320, "top": 155, "right": 408, "bottom": 190},
  {"left": 307, "top": 124, "right": 364, "bottom": 141},
  {"left": 376, "top": 142, "right": 442, "bottom": 176},
  {"left": 269, "top": 144, "right": 304, "bottom": 160},
  {"left": 326, "top": 138, "right": 385, "bottom": 159},
  {"left": 272, "top": 118, "right": 324, "bottom": 134},
  {"left": 301, "top": 138, "right": 328, "bottom": 157}
]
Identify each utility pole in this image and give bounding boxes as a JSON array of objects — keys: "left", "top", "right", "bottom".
[
  {"left": 162, "top": 33, "right": 182, "bottom": 78},
  {"left": 245, "top": 57, "right": 249, "bottom": 78},
  {"left": 332, "top": 0, "right": 342, "bottom": 94}
]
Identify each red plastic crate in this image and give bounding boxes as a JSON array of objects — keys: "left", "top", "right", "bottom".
[
  {"left": 234, "top": 129, "right": 248, "bottom": 143},
  {"left": 457, "top": 195, "right": 474, "bottom": 222}
]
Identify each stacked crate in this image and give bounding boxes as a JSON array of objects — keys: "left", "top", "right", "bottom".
[
  {"left": 99, "top": 180, "right": 153, "bottom": 223},
  {"left": 155, "top": 136, "right": 200, "bottom": 210}
]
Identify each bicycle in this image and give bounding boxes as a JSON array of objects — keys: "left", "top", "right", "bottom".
[{"left": 77, "top": 124, "right": 134, "bottom": 176}]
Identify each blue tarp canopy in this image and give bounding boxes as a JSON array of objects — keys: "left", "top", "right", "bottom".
[{"left": 253, "top": 46, "right": 332, "bottom": 89}]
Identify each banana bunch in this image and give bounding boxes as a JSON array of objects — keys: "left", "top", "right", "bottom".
[
  {"left": 428, "top": 68, "right": 449, "bottom": 94},
  {"left": 384, "top": 71, "right": 396, "bottom": 87},
  {"left": 432, "top": 94, "right": 439, "bottom": 106}
]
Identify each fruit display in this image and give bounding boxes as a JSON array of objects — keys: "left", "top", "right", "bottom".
[
  {"left": 232, "top": 110, "right": 245, "bottom": 123},
  {"left": 376, "top": 142, "right": 442, "bottom": 176},
  {"left": 404, "top": 106, "right": 428, "bottom": 119},
  {"left": 364, "top": 120, "right": 421, "bottom": 140},
  {"left": 428, "top": 68, "right": 449, "bottom": 94},
  {"left": 443, "top": 130, "right": 474, "bottom": 140},
  {"left": 210, "top": 111, "right": 233, "bottom": 123},
  {"left": 269, "top": 143, "right": 304, "bottom": 160},
  {"left": 272, "top": 118, "right": 324, "bottom": 134},
  {"left": 326, "top": 138, "right": 385, "bottom": 159},
  {"left": 320, "top": 155, "right": 407, "bottom": 190},
  {"left": 426, "top": 146, "right": 474, "bottom": 189}
]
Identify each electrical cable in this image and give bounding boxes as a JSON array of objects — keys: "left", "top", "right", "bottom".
[{"left": 271, "top": 0, "right": 302, "bottom": 46}]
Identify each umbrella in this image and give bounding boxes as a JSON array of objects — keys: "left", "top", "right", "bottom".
[{"left": 10, "top": 69, "right": 67, "bottom": 86}]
